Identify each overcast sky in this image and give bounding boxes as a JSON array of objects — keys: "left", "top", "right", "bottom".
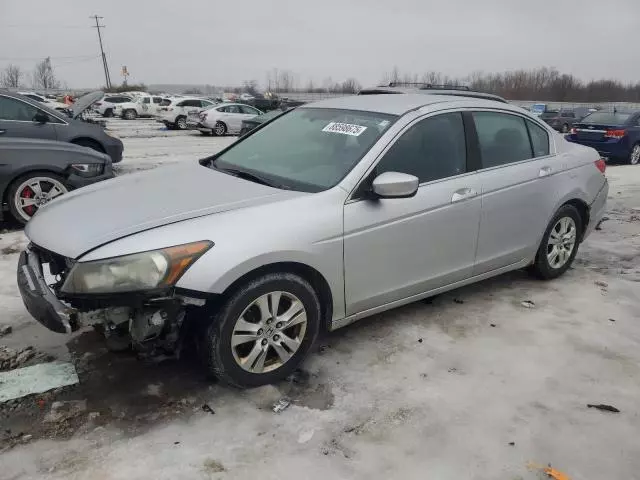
[{"left": 1, "top": 0, "right": 639, "bottom": 89}]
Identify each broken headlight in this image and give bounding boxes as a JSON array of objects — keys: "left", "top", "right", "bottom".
[{"left": 61, "top": 241, "right": 212, "bottom": 294}]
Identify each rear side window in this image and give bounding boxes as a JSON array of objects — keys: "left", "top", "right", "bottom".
[
  {"left": 153, "top": 97, "right": 162, "bottom": 104},
  {"left": 375, "top": 112, "right": 467, "bottom": 183},
  {"left": 526, "top": 120, "right": 550, "bottom": 157},
  {"left": 160, "top": 99, "right": 172, "bottom": 106},
  {"left": 142, "top": 97, "right": 150, "bottom": 104},
  {"left": 240, "top": 105, "right": 260, "bottom": 115},
  {"left": 473, "top": 112, "right": 533, "bottom": 168}
]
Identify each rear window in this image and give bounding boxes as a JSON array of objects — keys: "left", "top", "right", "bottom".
[{"left": 581, "top": 112, "right": 631, "bottom": 125}]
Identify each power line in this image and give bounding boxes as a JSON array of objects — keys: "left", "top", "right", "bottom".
[{"left": 90, "top": 15, "right": 111, "bottom": 89}]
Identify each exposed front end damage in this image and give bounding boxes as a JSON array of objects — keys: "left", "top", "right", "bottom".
[{"left": 17, "top": 243, "right": 205, "bottom": 359}]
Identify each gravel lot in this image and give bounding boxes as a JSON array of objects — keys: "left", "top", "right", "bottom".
[{"left": 1, "top": 119, "right": 639, "bottom": 480}]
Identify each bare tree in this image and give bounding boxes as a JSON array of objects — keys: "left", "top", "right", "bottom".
[
  {"left": 1, "top": 64, "right": 23, "bottom": 88},
  {"left": 32, "top": 57, "right": 61, "bottom": 90},
  {"left": 340, "top": 78, "right": 362, "bottom": 94}
]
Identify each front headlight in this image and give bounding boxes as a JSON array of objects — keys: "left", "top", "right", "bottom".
[
  {"left": 71, "top": 163, "right": 104, "bottom": 176},
  {"left": 61, "top": 241, "right": 212, "bottom": 294}
]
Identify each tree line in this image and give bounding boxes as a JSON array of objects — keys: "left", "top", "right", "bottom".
[{"left": 0, "top": 58, "right": 63, "bottom": 90}]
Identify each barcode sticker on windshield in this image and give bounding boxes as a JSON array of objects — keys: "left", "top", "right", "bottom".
[{"left": 322, "top": 122, "right": 367, "bottom": 136}]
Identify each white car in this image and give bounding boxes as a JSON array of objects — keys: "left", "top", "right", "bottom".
[
  {"left": 17, "top": 91, "right": 70, "bottom": 114},
  {"left": 156, "top": 97, "right": 217, "bottom": 130},
  {"left": 193, "top": 103, "right": 263, "bottom": 136},
  {"left": 92, "top": 94, "right": 133, "bottom": 117},
  {"left": 113, "top": 94, "right": 164, "bottom": 120}
]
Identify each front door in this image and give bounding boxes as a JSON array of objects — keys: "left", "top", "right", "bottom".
[
  {"left": 471, "top": 111, "right": 559, "bottom": 274},
  {"left": 224, "top": 105, "right": 245, "bottom": 133},
  {"left": 0, "top": 95, "right": 58, "bottom": 140},
  {"left": 344, "top": 112, "right": 482, "bottom": 315}
]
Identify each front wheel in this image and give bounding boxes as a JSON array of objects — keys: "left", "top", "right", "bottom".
[
  {"left": 200, "top": 273, "right": 321, "bottom": 388},
  {"left": 530, "top": 204, "right": 582, "bottom": 280},
  {"left": 8, "top": 172, "right": 69, "bottom": 224},
  {"left": 175, "top": 116, "right": 187, "bottom": 130},
  {"left": 630, "top": 144, "right": 640, "bottom": 165},
  {"left": 123, "top": 109, "right": 137, "bottom": 120}
]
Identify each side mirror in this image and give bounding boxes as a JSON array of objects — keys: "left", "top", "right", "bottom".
[
  {"left": 33, "top": 111, "right": 49, "bottom": 124},
  {"left": 371, "top": 171, "right": 419, "bottom": 199}
]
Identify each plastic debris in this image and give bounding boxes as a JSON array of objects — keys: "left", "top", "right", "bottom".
[
  {"left": 0, "top": 325, "right": 12, "bottom": 337},
  {"left": 543, "top": 466, "right": 571, "bottom": 480},
  {"left": 609, "top": 318, "right": 616, "bottom": 322},
  {"left": 587, "top": 403, "right": 620, "bottom": 413},
  {"left": 521, "top": 300, "right": 535, "bottom": 308},
  {"left": 595, "top": 280, "right": 608, "bottom": 288},
  {"left": 272, "top": 398, "right": 291, "bottom": 413},
  {"left": 0, "top": 362, "right": 79, "bottom": 402},
  {"left": 453, "top": 298, "right": 465, "bottom": 304},
  {"left": 201, "top": 403, "right": 215, "bottom": 414}
]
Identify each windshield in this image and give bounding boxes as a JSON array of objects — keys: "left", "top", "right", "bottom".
[
  {"left": 212, "top": 108, "right": 396, "bottom": 192},
  {"left": 581, "top": 112, "right": 631, "bottom": 125}
]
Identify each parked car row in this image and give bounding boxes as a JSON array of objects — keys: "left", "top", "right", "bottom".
[
  {"left": 0, "top": 90, "right": 124, "bottom": 223},
  {"left": 186, "top": 103, "right": 263, "bottom": 135}
]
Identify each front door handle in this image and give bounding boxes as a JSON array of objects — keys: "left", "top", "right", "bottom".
[
  {"left": 0, "top": 129, "right": 5, "bottom": 134},
  {"left": 451, "top": 187, "right": 477, "bottom": 203},
  {"left": 539, "top": 166, "right": 552, "bottom": 177}
]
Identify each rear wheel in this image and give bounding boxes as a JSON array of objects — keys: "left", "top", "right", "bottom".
[
  {"left": 213, "top": 121, "right": 227, "bottom": 136},
  {"left": 630, "top": 144, "right": 640, "bottom": 165},
  {"left": 8, "top": 173, "right": 69, "bottom": 224},
  {"left": 530, "top": 204, "right": 582, "bottom": 280},
  {"left": 200, "top": 273, "right": 320, "bottom": 388},
  {"left": 123, "top": 109, "right": 137, "bottom": 120}
]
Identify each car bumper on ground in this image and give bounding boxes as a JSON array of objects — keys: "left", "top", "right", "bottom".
[
  {"left": 565, "top": 136, "right": 630, "bottom": 160},
  {"left": 17, "top": 247, "right": 77, "bottom": 334}
]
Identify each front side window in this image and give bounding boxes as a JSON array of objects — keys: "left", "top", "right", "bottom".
[
  {"left": 375, "top": 112, "right": 467, "bottom": 183},
  {"left": 142, "top": 97, "right": 150, "bottom": 104},
  {"left": 153, "top": 97, "right": 162, "bottom": 104},
  {"left": 212, "top": 108, "right": 396, "bottom": 192},
  {"left": 240, "top": 105, "right": 260, "bottom": 115},
  {"left": 0, "top": 96, "right": 40, "bottom": 121},
  {"left": 473, "top": 112, "right": 533, "bottom": 168}
]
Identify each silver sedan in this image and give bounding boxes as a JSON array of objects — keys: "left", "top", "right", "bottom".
[{"left": 18, "top": 94, "right": 608, "bottom": 387}]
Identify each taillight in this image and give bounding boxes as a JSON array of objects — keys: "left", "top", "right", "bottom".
[
  {"left": 594, "top": 158, "right": 606, "bottom": 174},
  {"left": 604, "top": 129, "right": 626, "bottom": 139},
  {"left": 570, "top": 127, "right": 577, "bottom": 135}
]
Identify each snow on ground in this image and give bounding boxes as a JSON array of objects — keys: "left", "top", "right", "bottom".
[{"left": 1, "top": 120, "right": 640, "bottom": 480}]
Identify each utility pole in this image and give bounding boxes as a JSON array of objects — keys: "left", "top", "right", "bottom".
[{"left": 90, "top": 15, "right": 112, "bottom": 89}]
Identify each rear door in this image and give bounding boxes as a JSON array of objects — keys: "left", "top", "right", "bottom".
[
  {"left": 0, "top": 95, "right": 58, "bottom": 140},
  {"left": 472, "top": 111, "right": 558, "bottom": 274},
  {"left": 224, "top": 104, "right": 245, "bottom": 133}
]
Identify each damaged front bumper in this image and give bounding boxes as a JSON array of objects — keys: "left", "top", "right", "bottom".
[
  {"left": 17, "top": 246, "right": 200, "bottom": 356},
  {"left": 17, "top": 246, "right": 77, "bottom": 334}
]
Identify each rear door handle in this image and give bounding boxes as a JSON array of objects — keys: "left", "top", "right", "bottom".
[
  {"left": 451, "top": 187, "right": 477, "bottom": 203},
  {"left": 539, "top": 166, "right": 552, "bottom": 177}
]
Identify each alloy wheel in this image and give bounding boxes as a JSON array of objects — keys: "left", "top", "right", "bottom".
[
  {"left": 631, "top": 145, "right": 640, "bottom": 165},
  {"left": 546, "top": 216, "right": 577, "bottom": 269},
  {"left": 176, "top": 117, "right": 187, "bottom": 130},
  {"left": 13, "top": 177, "right": 67, "bottom": 223},
  {"left": 214, "top": 122, "right": 226, "bottom": 136},
  {"left": 231, "top": 291, "right": 307, "bottom": 374}
]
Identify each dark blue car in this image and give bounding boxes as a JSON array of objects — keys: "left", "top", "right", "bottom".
[{"left": 565, "top": 110, "right": 640, "bottom": 165}]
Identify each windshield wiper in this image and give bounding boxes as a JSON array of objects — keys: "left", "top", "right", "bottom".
[{"left": 214, "top": 166, "right": 287, "bottom": 189}]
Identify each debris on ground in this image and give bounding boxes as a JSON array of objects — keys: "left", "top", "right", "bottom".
[
  {"left": 609, "top": 318, "right": 616, "bottom": 322},
  {"left": 453, "top": 298, "right": 465, "bottom": 304},
  {"left": 594, "top": 280, "right": 608, "bottom": 288},
  {"left": 490, "top": 324, "right": 497, "bottom": 327},
  {"left": 0, "top": 325, "right": 12, "bottom": 337},
  {"left": 0, "top": 346, "right": 45, "bottom": 371},
  {"left": 418, "top": 338, "right": 423, "bottom": 343},
  {"left": 201, "top": 403, "right": 215, "bottom": 415},
  {"left": 508, "top": 441, "right": 515, "bottom": 446},
  {"left": 0, "top": 362, "right": 79, "bottom": 402},
  {"left": 595, "top": 216, "right": 609, "bottom": 230},
  {"left": 272, "top": 398, "right": 291, "bottom": 413},
  {"left": 521, "top": 300, "right": 536, "bottom": 309},
  {"left": 287, "top": 368, "right": 310, "bottom": 385},
  {"left": 1, "top": 245, "right": 20, "bottom": 255},
  {"left": 202, "top": 458, "right": 225, "bottom": 473},
  {"left": 527, "top": 463, "right": 571, "bottom": 480},
  {"left": 44, "top": 400, "right": 87, "bottom": 424},
  {"left": 587, "top": 403, "right": 620, "bottom": 413}
]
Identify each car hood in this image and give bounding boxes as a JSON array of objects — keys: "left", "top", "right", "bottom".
[
  {"left": 25, "top": 161, "right": 303, "bottom": 259},
  {"left": 72, "top": 91, "right": 104, "bottom": 119}
]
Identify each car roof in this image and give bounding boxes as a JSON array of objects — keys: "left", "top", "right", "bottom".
[{"left": 302, "top": 94, "right": 512, "bottom": 116}]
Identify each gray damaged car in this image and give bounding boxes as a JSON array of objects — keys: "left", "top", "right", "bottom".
[
  {"left": 16, "top": 94, "right": 608, "bottom": 387},
  {"left": 0, "top": 138, "right": 114, "bottom": 224}
]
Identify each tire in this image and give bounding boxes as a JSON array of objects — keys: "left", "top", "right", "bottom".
[
  {"left": 213, "top": 121, "right": 227, "bottom": 136},
  {"left": 123, "top": 109, "right": 137, "bottom": 120},
  {"left": 530, "top": 204, "right": 582, "bottom": 280},
  {"left": 175, "top": 116, "right": 187, "bottom": 130},
  {"left": 7, "top": 172, "right": 69, "bottom": 225},
  {"left": 200, "top": 272, "right": 321, "bottom": 388},
  {"left": 630, "top": 143, "right": 640, "bottom": 165},
  {"left": 103, "top": 108, "right": 114, "bottom": 118},
  {"left": 561, "top": 123, "right": 570, "bottom": 134},
  {"left": 72, "top": 138, "right": 105, "bottom": 153}
]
